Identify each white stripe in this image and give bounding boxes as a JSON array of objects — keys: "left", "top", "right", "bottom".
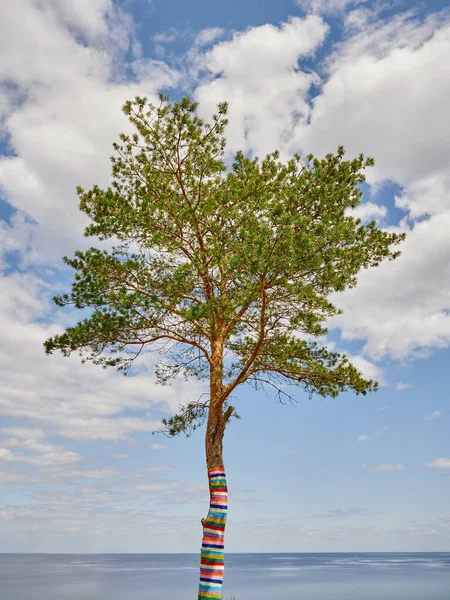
[{"left": 203, "top": 528, "right": 224, "bottom": 535}]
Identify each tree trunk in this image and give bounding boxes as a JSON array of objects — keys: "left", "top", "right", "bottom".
[
  {"left": 197, "top": 463, "right": 227, "bottom": 600},
  {"left": 198, "top": 354, "right": 229, "bottom": 600}
]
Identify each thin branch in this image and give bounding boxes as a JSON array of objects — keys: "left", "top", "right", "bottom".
[
  {"left": 221, "top": 278, "right": 268, "bottom": 403},
  {"left": 112, "top": 330, "right": 213, "bottom": 366},
  {"left": 250, "top": 375, "right": 298, "bottom": 406}
]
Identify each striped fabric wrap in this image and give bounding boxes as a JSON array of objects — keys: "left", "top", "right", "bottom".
[{"left": 198, "top": 467, "right": 228, "bottom": 600}]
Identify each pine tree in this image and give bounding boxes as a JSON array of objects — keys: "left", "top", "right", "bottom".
[{"left": 45, "top": 95, "right": 405, "bottom": 599}]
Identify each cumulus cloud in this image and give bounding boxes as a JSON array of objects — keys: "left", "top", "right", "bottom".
[
  {"left": 42, "top": 0, "right": 124, "bottom": 43},
  {"left": 0, "top": 0, "right": 180, "bottom": 264},
  {"left": 187, "top": 8, "right": 450, "bottom": 366},
  {"left": 151, "top": 444, "right": 167, "bottom": 451},
  {"left": 193, "top": 16, "right": 328, "bottom": 157},
  {"left": 289, "top": 11, "right": 450, "bottom": 361}
]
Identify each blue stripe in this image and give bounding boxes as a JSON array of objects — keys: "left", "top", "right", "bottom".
[
  {"left": 200, "top": 578, "right": 223, "bottom": 584},
  {"left": 210, "top": 504, "right": 228, "bottom": 509},
  {"left": 202, "top": 543, "right": 224, "bottom": 549}
]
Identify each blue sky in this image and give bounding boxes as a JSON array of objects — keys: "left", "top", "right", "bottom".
[{"left": 0, "top": 0, "right": 450, "bottom": 553}]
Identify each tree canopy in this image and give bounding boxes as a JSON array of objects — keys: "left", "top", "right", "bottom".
[{"left": 44, "top": 94, "right": 405, "bottom": 437}]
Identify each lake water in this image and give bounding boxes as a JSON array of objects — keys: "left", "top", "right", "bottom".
[{"left": 1, "top": 553, "right": 449, "bottom": 599}]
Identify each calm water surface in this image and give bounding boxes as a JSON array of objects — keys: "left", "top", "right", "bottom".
[{"left": 1, "top": 553, "right": 449, "bottom": 599}]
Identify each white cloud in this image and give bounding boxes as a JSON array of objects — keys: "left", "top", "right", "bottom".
[
  {"left": 0, "top": 444, "right": 81, "bottom": 470},
  {"left": 43, "top": 0, "right": 118, "bottom": 42},
  {"left": 395, "top": 171, "right": 450, "bottom": 220},
  {"left": 0, "top": 2, "right": 200, "bottom": 448},
  {"left": 153, "top": 29, "right": 179, "bottom": 44},
  {"left": 0, "top": 429, "right": 84, "bottom": 475},
  {"left": 347, "top": 354, "right": 384, "bottom": 383},
  {"left": 344, "top": 6, "right": 377, "bottom": 32},
  {"left": 1, "top": 428, "right": 60, "bottom": 454},
  {"left": 0, "top": 271, "right": 205, "bottom": 442},
  {"left": 289, "top": 12, "right": 450, "bottom": 361},
  {"left": 331, "top": 206, "right": 450, "bottom": 361},
  {"left": 425, "top": 458, "right": 450, "bottom": 469},
  {"left": 396, "top": 382, "right": 413, "bottom": 392},
  {"left": 374, "top": 464, "right": 405, "bottom": 472},
  {"left": 0, "top": 0, "right": 179, "bottom": 264},
  {"left": 194, "top": 16, "right": 328, "bottom": 157},
  {"left": 151, "top": 444, "right": 167, "bottom": 451},
  {"left": 362, "top": 463, "right": 405, "bottom": 471},
  {"left": 0, "top": 428, "right": 120, "bottom": 482},
  {"left": 357, "top": 427, "right": 387, "bottom": 442},
  {"left": 195, "top": 27, "right": 225, "bottom": 47},
  {"left": 187, "top": 9, "right": 450, "bottom": 365},
  {"left": 346, "top": 201, "right": 387, "bottom": 223},
  {"left": 424, "top": 411, "right": 441, "bottom": 421},
  {"left": 0, "top": 472, "right": 25, "bottom": 484},
  {"left": 296, "top": 0, "right": 367, "bottom": 16}
]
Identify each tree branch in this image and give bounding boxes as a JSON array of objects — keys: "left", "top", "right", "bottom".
[{"left": 221, "top": 279, "right": 268, "bottom": 403}]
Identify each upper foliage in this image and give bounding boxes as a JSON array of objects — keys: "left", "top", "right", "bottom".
[{"left": 45, "top": 94, "right": 405, "bottom": 426}]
